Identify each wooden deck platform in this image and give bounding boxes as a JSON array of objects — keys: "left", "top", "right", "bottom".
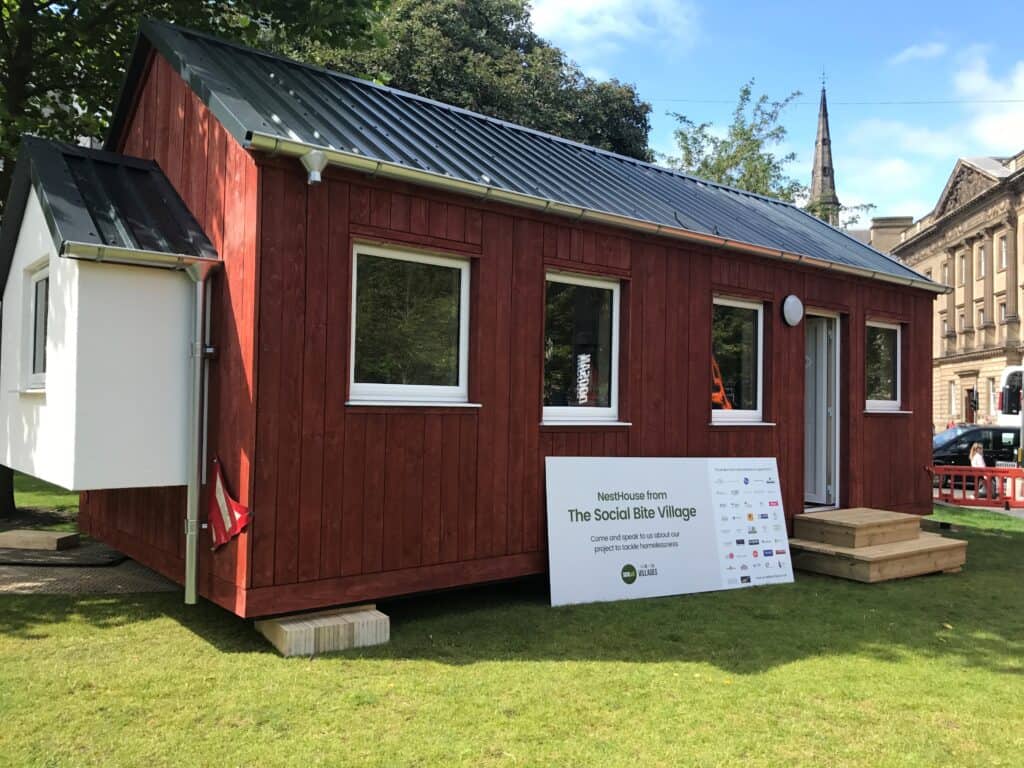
[{"left": 790, "top": 509, "right": 967, "bottom": 583}]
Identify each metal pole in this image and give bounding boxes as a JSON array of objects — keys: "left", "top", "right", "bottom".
[{"left": 184, "top": 262, "right": 217, "bottom": 605}]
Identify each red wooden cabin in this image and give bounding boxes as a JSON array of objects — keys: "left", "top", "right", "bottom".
[{"left": 21, "top": 22, "right": 941, "bottom": 617}]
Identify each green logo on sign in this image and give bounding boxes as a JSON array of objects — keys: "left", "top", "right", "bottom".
[{"left": 621, "top": 564, "right": 637, "bottom": 584}]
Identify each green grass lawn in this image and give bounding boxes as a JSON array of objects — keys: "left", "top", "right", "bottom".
[
  {"left": 1, "top": 510, "right": 1023, "bottom": 767},
  {"left": 12, "top": 472, "right": 79, "bottom": 531}
]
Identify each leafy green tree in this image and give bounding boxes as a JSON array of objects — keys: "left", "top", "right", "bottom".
[
  {"left": 0, "top": 0, "right": 381, "bottom": 518},
  {"left": 665, "top": 79, "right": 805, "bottom": 201},
  {"left": 0, "top": 0, "right": 383, "bottom": 211},
  {"left": 300, "top": 0, "right": 652, "bottom": 161}
]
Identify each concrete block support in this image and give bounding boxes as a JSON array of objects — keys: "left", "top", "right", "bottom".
[{"left": 255, "top": 605, "right": 390, "bottom": 656}]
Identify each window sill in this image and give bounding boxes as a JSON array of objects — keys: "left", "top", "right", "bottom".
[
  {"left": 863, "top": 409, "right": 913, "bottom": 415},
  {"left": 709, "top": 421, "right": 777, "bottom": 427},
  {"left": 345, "top": 401, "right": 482, "bottom": 408},
  {"left": 540, "top": 421, "right": 632, "bottom": 428},
  {"left": 19, "top": 386, "right": 45, "bottom": 396}
]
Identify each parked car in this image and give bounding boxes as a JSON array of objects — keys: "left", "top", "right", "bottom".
[{"left": 933, "top": 425, "right": 1020, "bottom": 467}]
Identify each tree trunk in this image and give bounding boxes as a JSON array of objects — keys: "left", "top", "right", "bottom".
[{"left": 0, "top": 465, "right": 15, "bottom": 518}]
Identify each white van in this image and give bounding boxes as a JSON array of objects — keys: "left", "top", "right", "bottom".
[{"left": 996, "top": 366, "right": 1024, "bottom": 427}]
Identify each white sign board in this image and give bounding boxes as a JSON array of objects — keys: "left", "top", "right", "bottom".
[{"left": 545, "top": 457, "right": 794, "bottom": 606}]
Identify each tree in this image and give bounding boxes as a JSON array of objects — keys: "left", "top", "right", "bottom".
[
  {"left": 298, "top": 0, "right": 652, "bottom": 161},
  {"left": 0, "top": 1, "right": 383, "bottom": 211},
  {"left": 0, "top": 1, "right": 381, "bottom": 519},
  {"left": 665, "top": 80, "right": 805, "bottom": 201}
]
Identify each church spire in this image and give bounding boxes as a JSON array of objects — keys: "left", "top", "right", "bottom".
[{"left": 810, "top": 86, "right": 841, "bottom": 226}]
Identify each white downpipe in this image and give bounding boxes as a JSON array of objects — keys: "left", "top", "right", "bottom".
[{"left": 184, "top": 261, "right": 218, "bottom": 605}]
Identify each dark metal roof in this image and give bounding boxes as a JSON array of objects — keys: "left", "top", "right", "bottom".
[
  {"left": 0, "top": 136, "right": 216, "bottom": 293},
  {"left": 109, "top": 20, "right": 934, "bottom": 289}
]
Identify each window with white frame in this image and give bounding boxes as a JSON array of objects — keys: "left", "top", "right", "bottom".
[
  {"left": 999, "top": 237, "right": 1007, "bottom": 271},
  {"left": 349, "top": 244, "right": 469, "bottom": 403},
  {"left": 543, "top": 272, "right": 620, "bottom": 422},
  {"left": 978, "top": 307, "right": 985, "bottom": 326},
  {"left": 978, "top": 245, "right": 986, "bottom": 278},
  {"left": 959, "top": 253, "right": 966, "bottom": 285},
  {"left": 942, "top": 262, "right": 949, "bottom": 285},
  {"left": 27, "top": 266, "right": 48, "bottom": 389},
  {"left": 712, "top": 297, "right": 764, "bottom": 423},
  {"left": 1000, "top": 302, "right": 1007, "bottom": 322},
  {"left": 865, "top": 321, "right": 901, "bottom": 411}
]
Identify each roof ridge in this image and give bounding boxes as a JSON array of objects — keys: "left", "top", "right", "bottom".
[{"left": 141, "top": 18, "right": 801, "bottom": 209}]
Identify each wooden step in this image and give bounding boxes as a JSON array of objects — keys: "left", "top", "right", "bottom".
[
  {"left": 789, "top": 532, "right": 967, "bottom": 583},
  {"left": 793, "top": 508, "right": 921, "bottom": 548}
]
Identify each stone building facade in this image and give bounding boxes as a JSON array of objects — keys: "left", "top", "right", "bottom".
[{"left": 891, "top": 153, "right": 1024, "bottom": 430}]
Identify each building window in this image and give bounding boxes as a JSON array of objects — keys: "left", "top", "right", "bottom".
[
  {"left": 942, "top": 262, "right": 949, "bottom": 285},
  {"left": 958, "top": 313, "right": 965, "bottom": 332},
  {"left": 349, "top": 244, "right": 469, "bottom": 403},
  {"left": 978, "top": 307, "right": 985, "bottom": 326},
  {"left": 959, "top": 253, "right": 966, "bottom": 285},
  {"left": 1000, "top": 302, "right": 1007, "bottom": 322},
  {"left": 712, "top": 297, "right": 764, "bottom": 423},
  {"left": 942, "top": 318, "right": 949, "bottom": 336},
  {"left": 28, "top": 267, "right": 48, "bottom": 389},
  {"left": 543, "top": 272, "right": 620, "bottom": 422},
  {"left": 978, "top": 245, "right": 986, "bottom": 278},
  {"left": 999, "top": 237, "right": 1008, "bottom": 271},
  {"left": 865, "top": 321, "right": 901, "bottom": 411}
]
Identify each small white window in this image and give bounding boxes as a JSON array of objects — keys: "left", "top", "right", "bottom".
[
  {"left": 1000, "top": 302, "right": 1007, "bottom": 322},
  {"left": 978, "top": 308, "right": 985, "bottom": 326},
  {"left": 27, "top": 267, "right": 48, "bottom": 389},
  {"left": 942, "top": 262, "right": 949, "bottom": 285},
  {"left": 349, "top": 244, "right": 470, "bottom": 403},
  {"left": 999, "top": 237, "right": 1007, "bottom": 271},
  {"left": 712, "top": 297, "right": 764, "bottom": 423},
  {"left": 959, "top": 253, "right": 966, "bottom": 285},
  {"left": 942, "top": 318, "right": 949, "bottom": 336},
  {"left": 866, "top": 321, "right": 901, "bottom": 411},
  {"left": 543, "top": 272, "right": 620, "bottom": 423},
  {"left": 977, "top": 246, "right": 986, "bottom": 278}
]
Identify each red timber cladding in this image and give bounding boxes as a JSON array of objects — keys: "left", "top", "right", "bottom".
[
  {"left": 76, "top": 52, "right": 258, "bottom": 614},
  {"left": 245, "top": 160, "right": 934, "bottom": 617}
]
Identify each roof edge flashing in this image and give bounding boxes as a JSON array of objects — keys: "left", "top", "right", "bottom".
[{"left": 247, "top": 132, "right": 948, "bottom": 295}]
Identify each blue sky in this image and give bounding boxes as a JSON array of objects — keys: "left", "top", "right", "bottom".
[{"left": 531, "top": 0, "right": 1024, "bottom": 225}]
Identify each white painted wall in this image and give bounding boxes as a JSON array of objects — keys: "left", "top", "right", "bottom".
[{"left": 0, "top": 188, "right": 192, "bottom": 490}]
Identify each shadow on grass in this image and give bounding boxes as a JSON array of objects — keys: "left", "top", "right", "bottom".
[{"left": 1, "top": 527, "right": 1022, "bottom": 676}]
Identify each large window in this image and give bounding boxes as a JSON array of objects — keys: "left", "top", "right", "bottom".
[
  {"left": 865, "top": 321, "right": 901, "bottom": 411},
  {"left": 28, "top": 267, "right": 48, "bottom": 389},
  {"left": 349, "top": 244, "right": 469, "bottom": 403},
  {"left": 712, "top": 297, "right": 763, "bottom": 423},
  {"left": 543, "top": 272, "right": 620, "bottom": 422}
]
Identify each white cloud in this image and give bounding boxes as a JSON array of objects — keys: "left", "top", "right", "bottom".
[
  {"left": 847, "top": 119, "right": 961, "bottom": 159},
  {"left": 531, "top": 0, "right": 699, "bottom": 66},
  {"left": 952, "top": 48, "right": 1024, "bottom": 152},
  {"left": 889, "top": 42, "right": 947, "bottom": 65}
]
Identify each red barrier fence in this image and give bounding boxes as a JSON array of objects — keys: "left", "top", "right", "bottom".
[{"left": 930, "top": 465, "right": 1024, "bottom": 509}]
